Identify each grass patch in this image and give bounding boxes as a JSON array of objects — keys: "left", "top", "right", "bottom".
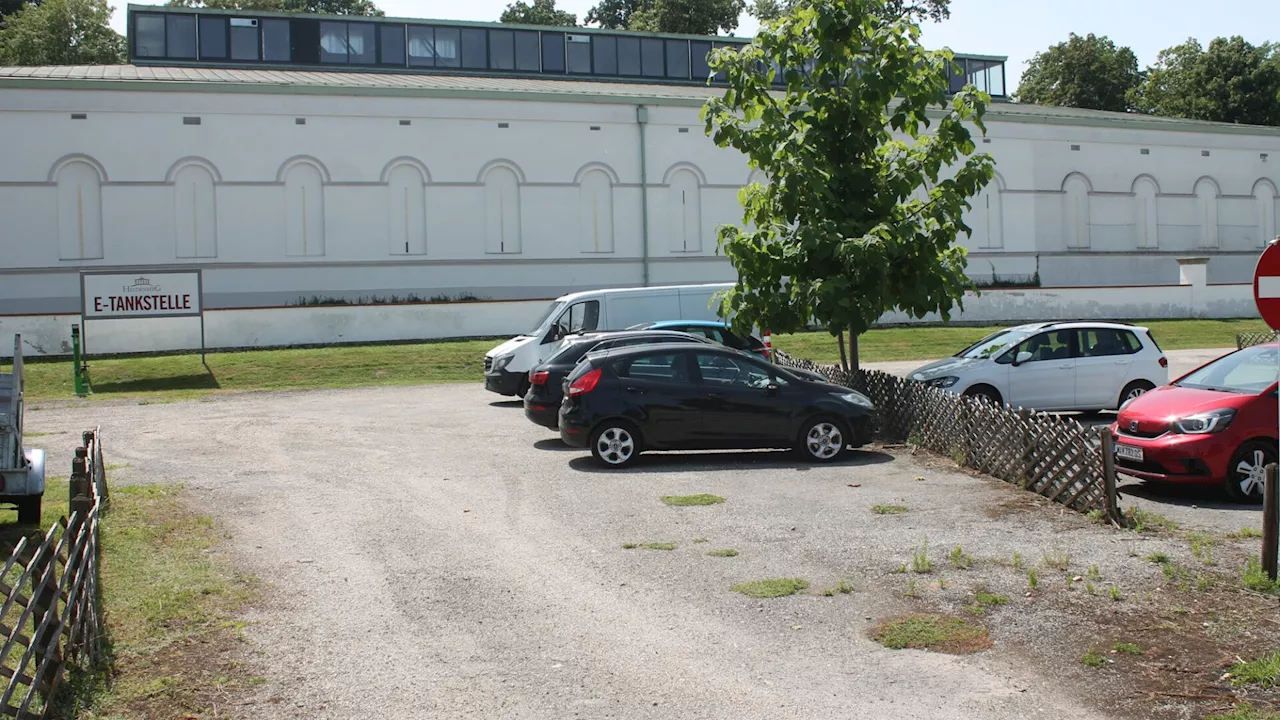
[
  {"left": 1229, "top": 528, "right": 1264, "bottom": 540},
  {"left": 1027, "top": 569, "right": 1039, "bottom": 590},
  {"left": 1209, "top": 704, "right": 1280, "bottom": 720},
  {"left": 1145, "top": 552, "right": 1171, "bottom": 564},
  {"left": 949, "top": 546, "right": 971, "bottom": 569},
  {"left": 660, "top": 494, "right": 725, "bottom": 507},
  {"left": 1109, "top": 586, "right": 1124, "bottom": 601},
  {"left": 1229, "top": 651, "right": 1280, "bottom": 688},
  {"left": 1081, "top": 649, "right": 1108, "bottom": 667},
  {"left": 1113, "top": 642, "right": 1144, "bottom": 656},
  {"left": 1242, "top": 556, "right": 1280, "bottom": 594},
  {"left": 1042, "top": 547, "right": 1071, "bottom": 571},
  {"left": 870, "top": 614, "right": 991, "bottom": 654},
  {"left": 731, "top": 578, "right": 809, "bottom": 598},
  {"left": 871, "top": 504, "right": 907, "bottom": 515},
  {"left": 975, "top": 592, "right": 1008, "bottom": 608},
  {"left": 1124, "top": 507, "right": 1179, "bottom": 533},
  {"left": 820, "top": 579, "right": 854, "bottom": 596},
  {"left": 640, "top": 542, "right": 677, "bottom": 551},
  {"left": 707, "top": 549, "right": 739, "bottom": 557},
  {"left": 1086, "top": 564, "right": 1102, "bottom": 581},
  {"left": 692, "top": 537, "right": 709, "bottom": 544},
  {"left": 911, "top": 538, "right": 932, "bottom": 573}
]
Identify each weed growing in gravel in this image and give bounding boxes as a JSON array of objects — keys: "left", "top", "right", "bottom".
[
  {"left": 1113, "top": 642, "right": 1144, "bottom": 656},
  {"left": 661, "top": 494, "right": 725, "bottom": 506},
  {"left": 1208, "top": 703, "right": 1280, "bottom": 720},
  {"left": 1027, "top": 569, "right": 1039, "bottom": 590},
  {"left": 821, "top": 579, "right": 853, "bottom": 596},
  {"left": 904, "top": 580, "right": 920, "bottom": 598},
  {"left": 1012, "top": 552, "right": 1024, "bottom": 570},
  {"left": 1042, "top": 547, "right": 1071, "bottom": 571},
  {"left": 1109, "top": 586, "right": 1124, "bottom": 601},
  {"left": 871, "top": 614, "right": 991, "bottom": 654},
  {"left": 624, "top": 542, "right": 676, "bottom": 551},
  {"left": 1197, "top": 574, "right": 1215, "bottom": 591},
  {"left": 693, "top": 537, "right": 709, "bottom": 544},
  {"left": 1124, "top": 507, "right": 1179, "bottom": 533},
  {"left": 1145, "top": 552, "right": 1170, "bottom": 564},
  {"left": 707, "top": 549, "right": 738, "bottom": 557},
  {"left": 1086, "top": 564, "right": 1102, "bottom": 581},
  {"left": 938, "top": 578, "right": 948, "bottom": 590},
  {"left": 912, "top": 539, "right": 933, "bottom": 574},
  {"left": 1243, "top": 557, "right": 1280, "bottom": 594},
  {"left": 871, "top": 504, "right": 908, "bottom": 515},
  {"left": 731, "top": 578, "right": 808, "bottom": 598},
  {"left": 1080, "top": 650, "right": 1108, "bottom": 667},
  {"left": 1085, "top": 582, "right": 1096, "bottom": 595},
  {"left": 975, "top": 592, "right": 1008, "bottom": 608},
  {"left": 1228, "top": 651, "right": 1280, "bottom": 688},
  {"left": 1228, "top": 528, "right": 1264, "bottom": 540},
  {"left": 1189, "top": 532, "right": 1217, "bottom": 565},
  {"left": 949, "top": 546, "right": 971, "bottom": 569},
  {"left": 622, "top": 543, "right": 638, "bottom": 549},
  {"left": 893, "top": 563, "right": 907, "bottom": 574},
  {"left": 1086, "top": 508, "right": 1105, "bottom": 524}
]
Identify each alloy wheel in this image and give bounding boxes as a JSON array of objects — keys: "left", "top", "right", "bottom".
[
  {"left": 595, "top": 427, "right": 635, "bottom": 466},
  {"left": 806, "top": 422, "right": 843, "bottom": 460},
  {"left": 1234, "top": 448, "right": 1269, "bottom": 500}
]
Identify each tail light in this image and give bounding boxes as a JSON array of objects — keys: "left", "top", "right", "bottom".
[
  {"left": 530, "top": 370, "right": 550, "bottom": 386},
  {"left": 1159, "top": 356, "right": 1168, "bottom": 368},
  {"left": 568, "top": 367, "right": 603, "bottom": 396}
]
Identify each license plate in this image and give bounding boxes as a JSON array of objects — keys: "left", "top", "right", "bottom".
[{"left": 1116, "top": 444, "right": 1144, "bottom": 462}]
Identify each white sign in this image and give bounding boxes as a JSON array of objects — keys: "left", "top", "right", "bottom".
[{"left": 81, "top": 271, "right": 203, "bottom": 320}]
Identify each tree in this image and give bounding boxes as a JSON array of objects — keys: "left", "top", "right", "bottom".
[
  {"left": 165, "top": 0, "right": 384, "bottom": 15},
  {"left": 586, "top": 0, "right": 745, "bottom": 36},
  {"left": 752, "top": 0, "right": 949, "bottom": 23},
  {"left": 501, "top": 0, "right": 577, "bottom": 26},
  {"left": 1131, "top": 37, "right": 1280, "bottom": 126},
  {"left": 0, "top": 0, "right": 124, "bottom": 65},
  {"left": 702, "top": 0, "right": 993, "bottom": 370},
  {"left": 1015, "top": 33, "right": 1141, "bottom": 113}
]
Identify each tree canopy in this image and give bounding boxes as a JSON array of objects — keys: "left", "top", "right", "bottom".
[
  {"left": 586, "top": 0, "right": 746, "bottom": 36},
  {"left": 0, "top": 0, "right": 124, "bottom": 65},
  {"left": 1130, "top": 36, "right": 1280, "bottom": 126},
  {"left": 752, "top": 0, "right": 950, "bottom": 23},
  {"left": 1014, "top": 33, "right": 1141, "bottom": 113},
  {"left": 165, "top": 0, "right": 384, "bottom": 15},
  {"left": 703, "top": 0, "right": 993, "bottom": 368},
  {"left": 500, "top": 0, "right": 577, "bottom": 26}
]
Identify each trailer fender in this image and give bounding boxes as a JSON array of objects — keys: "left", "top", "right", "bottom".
[{"left": 23, "top": 449, "right": 45, "bottom": 496}]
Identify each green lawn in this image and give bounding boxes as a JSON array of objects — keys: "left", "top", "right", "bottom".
[{"left": 5, "top": 318, "right": 1267, "bottom": 402}]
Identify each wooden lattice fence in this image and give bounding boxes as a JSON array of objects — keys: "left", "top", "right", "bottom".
[
  {"left": 775, "top": 351, "right": 1112, "bottom": 514},
  {"left": 0, "top": 429, "right": 108, "bottom": 719},
  {"left": 1237, "top": 330, "right": 1276, "bottom": 350}
]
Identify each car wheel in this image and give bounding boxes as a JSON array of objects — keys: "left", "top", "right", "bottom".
[
  {"left": 963, "top": 385, "right": 1002, "bottom": 406},
  {"left": 590, "top": 421, "right": 642, "bottom": 468},
  {"left": 798, "top": 417, "right": 847, "bottom": 463},
  {"left": 1225, "top": 440, "right": 1275, "bottom": 504},
  {"left": 1118, "top": 381, "right": 1154, "bottom": 409},
  {"left": 16, "top": 496, "right": 41, "bottom": 525}
]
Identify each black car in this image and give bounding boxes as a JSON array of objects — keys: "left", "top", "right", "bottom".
[
  {"left": 524, "top": 330, "right": 715, "bottom": 428},
  {"left": 558, "top": 344, "right": 876, "bottom": 468},
  {"left": 627, "top": 321, "right": 771, "bottom": 360}
]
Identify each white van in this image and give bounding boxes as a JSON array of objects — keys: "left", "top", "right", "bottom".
[{"left": 483, "top": 283, "right": 734, "bottom": 397}]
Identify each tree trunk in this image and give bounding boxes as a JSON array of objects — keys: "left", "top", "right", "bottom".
[
  {"left": 848, "top": 330, "right": 860, "bottom": 374},
  {"left": 837, "top": 331, "right": 849, "bottom": 372}
]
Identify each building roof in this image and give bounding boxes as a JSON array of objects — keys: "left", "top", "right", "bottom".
[{"left": 2, "top": 64, "right": 1279, "bottom": 137}]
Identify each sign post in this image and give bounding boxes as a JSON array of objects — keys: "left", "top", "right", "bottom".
[
  {"left": 79, "top": 271, "right": 207, "bottom": 367},
  {"left": 1252, "top": 237, "right": 1280, "bottom": 578}
]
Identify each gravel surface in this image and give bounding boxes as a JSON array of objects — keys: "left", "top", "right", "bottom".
[{"left": 22, "top": 382, "right": 1261, "bottom": 720}]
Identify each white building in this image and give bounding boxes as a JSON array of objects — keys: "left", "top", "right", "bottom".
[{"left": 0, "top": 7, "right": 1277, "bottom": 353}]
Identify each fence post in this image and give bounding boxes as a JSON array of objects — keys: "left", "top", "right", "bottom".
[
  {"left": 1263, "top": 464, "right": 1279, "bottom": 582},
  {"left": 1100, "top": 432, "right": 1123, "bottom": 527}
]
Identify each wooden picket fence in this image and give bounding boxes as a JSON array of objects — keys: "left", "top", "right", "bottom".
[
  {"left": 776, "top": 351, "right": 1115, "bottom": 514},
  {"left": 0, "top": 429, "right": 108, "bottom": 719}
]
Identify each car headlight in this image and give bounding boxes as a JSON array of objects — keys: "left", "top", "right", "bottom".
[
  {"left": 927, "top": 376, "right": 959, "bottom": 389},
  {"left": 491, "top": 354, "right": 514, "bottom": 372},
  {"left": 1173, "top": 408, "right": 1236, "bottom": 435},
  {"left": 840, "top": 392, "right": 874, "bottom": 409}
]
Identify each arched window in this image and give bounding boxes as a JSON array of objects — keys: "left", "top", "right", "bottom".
[
  {"left": 56, "top": 161, "right": 104, "bottom": 260},
  {"left": 579, "top": 169, "right": 614, "bottom": 253},
  {"left": 484, "top": 165, "right": 522, "bottom": 254},
  {"left": 972, "top": 182, "right": 1004, "bottom": 249},
  {"left": 284, "top": 162, "right": 325, "bottom": 257},
  {"left": 387, "top": 164, "right": 427, "bottom": 255},
  {"left": 1133, "top": 176, "right": 1159, "bottom": 249},
  {"left": 1195, "top": 178, "right": 1219, "bottom": 248},
  {"left": 1062, "top": 174, "right": 1090, "bottom": 249},
  {"left": 668, "top": 168, "right": 702, "bottom": 252},
  {"left": 1254, "top": 180, "right": 1277, "bottom": 248},
  {"left": 174, "top": 164, "right": 218, "bottom": 258}
]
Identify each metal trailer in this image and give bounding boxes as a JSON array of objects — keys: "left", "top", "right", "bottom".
[{"left": 0, "top": 335, "right": 45, "bottom": 524}]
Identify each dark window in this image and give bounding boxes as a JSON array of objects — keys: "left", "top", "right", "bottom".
[
  {"left": 320, "top": 21, "right": 347, "bottom": 63},
  {"left": 434, "top": 27, "right": 460, "bottom": 67},
  {"left": 349, "top": 23, "right": 375, "bottom": 64},
  {"left": 566, "top": 35, "right": 591, "bottom": 74},
  {"left": 691, "top": 41, "right": 711, "bottom": 81},
  {"left": 407, "top": 26, "right": 434, "bottom": 67},
  {"left": 460, "top": 28, "right": 487, "bottom": 69},
  {"left": 614, "top": 353, "right": 690, "bottom": 383},
  {"left": 1005, "top": 331, "right": 1073, "bottom": 364},
  {"left": 556, "top": 301, "right": 600, "bottom": 335},
  {"left": 198, "top": 17, "right": 228, "bottom": 59},
  {"left": 262, "top": 19, "right": 290, "bottom": 62},
  {"left": 230, "top": 19, "right": 260, "bottom": 61},
  {"left": 617, "top": 37, "right": 640, "bottom": 76},
  {"left": 135, "top": 14, "right": 165, "bottom": 58},
  {"left": 640, "top": 38, "right": 663, "bottom": 77},
  {"left": 166, "top": 15, "right": 196, "bottom": 59},
  {"left": 489, "top": 29, "right": 514, "bottom": 70},
  {"left": 695, "top": 352, "right": 773, "bottom": 388},
  {"left": 541, "top": 32, "right": 565, "bottom": 72},
  {"left": 514, "top": 31, "right": 539, "bottom": 71},
  {"left": 1077, "top": 329, "right": 1140, "bottom": 357},
  {"left": 380, "top": 25, "right": 405, "bottom": 65},
  {"left": 665, "top": 39, "right": 689, "bottom": 79},
  {"left": 592, "top": 35, "right": 617, "bottom": 75},
  {"left": 291, "top": 18, "right": 320, "bottom": 64}
]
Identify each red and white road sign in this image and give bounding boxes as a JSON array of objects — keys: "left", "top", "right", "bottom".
[{"left": 1254, "top": 240, "right": 1280, "bottom": 330}]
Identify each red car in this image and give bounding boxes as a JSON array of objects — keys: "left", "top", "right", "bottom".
[{"left": 1112, "top": 343, "right": 1278, "bottom": 503}]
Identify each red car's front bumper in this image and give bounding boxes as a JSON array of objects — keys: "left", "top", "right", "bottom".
[{"left": 1110, "top": 424, "right": 1235, "bottom": 484}]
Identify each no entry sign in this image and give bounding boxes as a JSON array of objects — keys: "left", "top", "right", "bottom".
[{"left": 1255, "top": 241, "right": 1280, "bottom": 330}]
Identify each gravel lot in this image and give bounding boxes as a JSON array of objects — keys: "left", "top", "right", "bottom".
[{"left": 23, "top": 380, "right": 1269, "bottom": 720}]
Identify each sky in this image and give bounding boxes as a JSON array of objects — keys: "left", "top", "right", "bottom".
[{"left": 109, "top": 0, "right": 1280, "bottom": 90}]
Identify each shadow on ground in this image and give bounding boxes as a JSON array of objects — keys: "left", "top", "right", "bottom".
[
  {"left": 488, "top": 400, "right": 524, "bottom": 408},
  {"left": 92, "top": 371, "right": 220, "bottom": 394},
  {"left": 1118, "top": 479, "right": 1259, "bottom": 512},
  {"left": 568, "top": 449, "right": 895, "bottom": 474},
  {"left": 533, "top": 438, "right": 577, "bottom": 451}
]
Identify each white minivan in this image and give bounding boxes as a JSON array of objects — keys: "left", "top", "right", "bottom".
[{"left": 483, "top": 283, "right": 734, "bottom": 397}]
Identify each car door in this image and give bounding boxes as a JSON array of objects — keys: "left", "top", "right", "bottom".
[
  {"left": 610, "top": 350, "right": 701, "bottom": 447},
  {"left": 1004, "top": 330, "right": 1077, "bottom": 410},
  {"left": 1072, "top": 328, "right": 1135, "bottom": 409},
  {"left": 691, "top": 351, "right": 792, "bottom": 447}
]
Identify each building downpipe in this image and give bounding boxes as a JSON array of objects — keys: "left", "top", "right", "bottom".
[{"left": 636, "top": 104, "right": 650, "bottom": 287}]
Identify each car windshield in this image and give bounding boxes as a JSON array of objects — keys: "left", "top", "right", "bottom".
[
  {"left": 1175, "top": 344, "right": 1279, "bottom": 394},
  {"left": 526, "top": 302, "right": 565, "bottom": 336},
  {"left": 956, "top": 329, "right": 1034, "bottom": 360}
]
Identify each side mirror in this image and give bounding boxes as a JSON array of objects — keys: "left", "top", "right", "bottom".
[
  {"left": 766, "top": 383, "right": 780, "bottom": 396},
  {"left": 1014, "top": 351, "right": 1033, "bottom": 367}
]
